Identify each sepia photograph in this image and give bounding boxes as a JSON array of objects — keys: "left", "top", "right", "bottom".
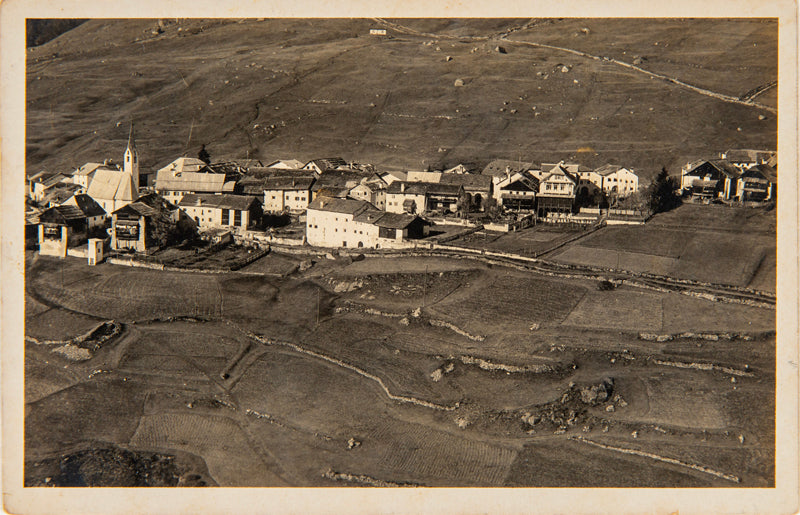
[{"left": 2, "top": 1, "right": 798, "bottom": 514}]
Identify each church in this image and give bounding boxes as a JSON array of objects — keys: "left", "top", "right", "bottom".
[{"left": 86, "top": 124, "right": 140, "bottom": 214}]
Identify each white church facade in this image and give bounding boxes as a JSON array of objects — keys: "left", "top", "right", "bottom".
[{"left": 86, "top": 124, "right": 140, "bottom": 214}]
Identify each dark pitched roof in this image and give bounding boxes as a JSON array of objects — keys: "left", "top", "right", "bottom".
[
  {"left": 179, "top": 193, "right": 261, "bottom": 211},
  {"left": 743, "top": 164, "right": 777, "bottom": 182},
  {"left": 686, "top": 160, "right": 742, "bottom": 179},
  {"left": 307, "top": 197, "right": 374, "bottom": 215},
  {"left": 724, "top": 149, "right": 776, "bottom": 164},
  {"left": 113, "top": 193, "right": 177, "bottom": 218},
  {"left": 311, "top": 170, "right": 370, "bottom": 191},
  {"left": 371, "top": 212, "right": 420, "bottom": 229},
  {"left": 69, "top": 194, "right": 107, "bottom": 217},
  {"left": 386, "top": 181, "right": 462, "bottom": 196},
  {"left": 593, "top": 164, "right": 625, "bottom": 176},
  {"left": 482, "top": 159, "right": 534, "bottom": 177},
  {"left": 45, "top": 184, "right": 82, "bottom": 203},
  {"left": 39, "top": 205, "right": 86, "bottom": 224},
  {"left": 261, "top": 176, "right": 315, "bottom": 191},
  {"left": 41, "top": 173, "right": 69, "bottom": 188},
  {"left": 439, "top": 173, "right": 492, "bottom": 191},
  {"left": 304, "top": 157, "right": 348, "bottom": 172}
]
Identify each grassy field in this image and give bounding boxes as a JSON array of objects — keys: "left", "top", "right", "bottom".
[
  {"left": 25, "top": 18, "right": 775, "bottom": 183},
  {"left": 447, "top": 225, "right": 587, "bottom": 256},
  {"left": 550, "top": 205, "right": 776, "bottom": 292},
  {"left": 428, "top": 270, "right": 588, "bottom": 335},
  {"left": 24, "top": 252, "right": 775, "bottom": 487},
  {"left": 562, "top": 288, "right": 663, "bottom": 332},
  {"left": 129, "top": 413, "right": 286, "bottom": 486}
]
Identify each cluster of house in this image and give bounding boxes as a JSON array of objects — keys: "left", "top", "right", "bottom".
[
  {"left": 27, "top": 124, "right": 650, "bottom": 254},
  {"left": 27, "top": 121, "right": 775, "bottom": 255},
  {"left": 679, "top": 149, "right": 777, "bottom": 203}
]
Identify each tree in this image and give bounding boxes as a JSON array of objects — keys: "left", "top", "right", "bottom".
[
  {"left": 647, "top": 167, "right": 680, "bottom": 214},
  {"left": 198, "top": 144, "right": 211, "bottom": 165}
]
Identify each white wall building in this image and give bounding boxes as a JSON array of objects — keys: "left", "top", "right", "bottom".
[{"left": 306, "top": 197, "right": 426, "bottom": 249}]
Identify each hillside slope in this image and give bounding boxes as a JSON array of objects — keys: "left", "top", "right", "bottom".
[{"left": 25, "top": 18, "right": 777, "bottom": 183}]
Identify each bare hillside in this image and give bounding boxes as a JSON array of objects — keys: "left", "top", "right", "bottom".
[{"left": 25, "top": 18, "right": 777, "bottom": 181}]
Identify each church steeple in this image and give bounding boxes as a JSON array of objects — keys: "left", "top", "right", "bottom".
[{"left": 124, "top": 122, "right": 140, "bottom": 192}]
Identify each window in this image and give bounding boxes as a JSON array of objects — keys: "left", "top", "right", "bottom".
[
  {"left": 221, "top": 209, "right": 229, "bottom": 225},
  {"left": 234, "top": 210, "right": 241, "bottom": 226}
]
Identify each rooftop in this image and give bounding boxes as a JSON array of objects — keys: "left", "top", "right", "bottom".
[{"left": 179, "top": 193, "right": 261, "bottom": 211}]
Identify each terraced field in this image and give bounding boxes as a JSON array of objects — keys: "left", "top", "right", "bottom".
[{"left": 23, "top": 249, "right": 776, "bottom": 488}]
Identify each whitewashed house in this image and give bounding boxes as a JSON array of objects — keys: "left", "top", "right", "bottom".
[
  {"left": 306, "top": 197, "right": 427, "bottom": 249},
  {"left": 594, "top": 164, "right": 639, "bottom": 197},
  {"left": 536, "top": 162, "right": 578, "bottom": 217},
  {"left": 178, "top": 193, "right": 262, "bottom": 232}
]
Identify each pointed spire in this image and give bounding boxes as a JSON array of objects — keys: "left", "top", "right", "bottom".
[{"left": 127, "top": 122, "right": 136, "bottom": 151}]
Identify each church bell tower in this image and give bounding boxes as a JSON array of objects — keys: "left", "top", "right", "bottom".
[{"left": 124, "top": 123, "right": 140, "bottom": 191}]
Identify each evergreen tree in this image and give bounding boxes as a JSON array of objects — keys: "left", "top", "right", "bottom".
[
  {"left": 198, "top": 144, "right": 211, "bottom": 165},
  {"left": 648, "top": 167, "right": 680, "bottom": 213}
]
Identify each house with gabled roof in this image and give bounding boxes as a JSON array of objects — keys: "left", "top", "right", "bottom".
[
  {"left": 720, "top": 149, "right": 776, "bottom": 171},
  {"left": 178, "top": 193, "right": 262, "bottom": 232},
  {"left": 62, "top": 193, "right": 107, "bottom": 228},
  {"left": 29, "top": 172, "right": 69, "bottom": 202},
  {"left": 306, "top": 197, "right": 428, "bottom": 249},
  {"left": 494, "top": 171, "right": 538, "bottom": 211},
  {"left": 385, "top": 181, "right": 463, "bottom": 215},
  {"left": 259, "top": 176, "right": 316, "bottom": 212},
  {"left": 737, "top": 164, "right": 776, "bottom": 202},
  {"left": 536, "top": 162, "right": 579, "bottom": 217},
  {"left": 42, "top": 183, "right": 83, "bottom": 207},
  {"left": 111, "top": 193, "right": 191, "bottom": 253},
  {"left": 38, "top": 204, "right": 96, "bottom": 257},
  {"left": 680, "top": 159, "right": 742, "bottom": 200},
  {"left": 481, "top": 159, "right": 534, "bottom": 178},
  {"left": 349, "top": 174, "right": 389, "bottom": 210},
  {"left": 266, "top": 159, "right": 305, "bottom": 169},
  {"left": 439, "top": 173, "right": 492, "bottom": 211},
  {"left": 302, "top": 157, "right": 349, "bottom": 174},
  {"left": 154, "top": 157, "right": 237, "bottom": 204},
  {"left": 311, "top": 170, "right": 370, "bottom": 200},
  {"left": 593, "top": 164, "right": 639, "bottom": 197}
]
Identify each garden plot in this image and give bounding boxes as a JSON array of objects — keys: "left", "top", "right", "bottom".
[
  {"left": 578, "top": 226, "right": 689, "bottom": 258},
  {"left": 552, "top": 246, "right": 677, "bottom": 276},
  {"left": 672, "top": 235, "right": 770, "bottom": 287},
  {"left": 332, "top": 269, "right": 481, "bottom": 313},
  {"left": 369, "top": 418, "right": 518, "bottom": 486},
  {"left": 232, "top": 349, "right": 394, "bottom": 438},
  {"left": 25, "top": 306, "right": 104, "bottom": 341},
  {"left": 118, "top": 330, "right": 231, "bottom": 380},
  {"left": 24, "top": 349, "right": 80, "bottom": 403},
  {"left": 25, "top": 378, "right": 147, "bottom": 457},
  {"left": 30, "top": 266, "right": 223, "bottom": 321},
  {"left": 239, "top": 252, "right": 300, "bottom": 276},
  {"left": 505, "top": 438, "right": 715, "bottom": 487},
  {"left": 660, "top": 294, "right": 774, "bottom": 333},
  {"left": 428, "top": 272, "right": 587, "bottom": 336},
  {"left": 129, "top": 413, "right": 286, "bottom": 486},
  {"left": 561, "top": 289, "right": 663, "bottom": 332},
  {"left": 614, "top": 373, "right": 729, "bottom": 430},
  {"left": 341, "top": 256, "right": 485, "bottom": 276}
]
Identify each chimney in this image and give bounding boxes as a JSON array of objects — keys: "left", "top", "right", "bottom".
[
  {"left": 400, "top": 183, "right": 405, "bottom": 193},
  {"left": 505, "top": 166, "right": 510, "bottom": 180}
]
